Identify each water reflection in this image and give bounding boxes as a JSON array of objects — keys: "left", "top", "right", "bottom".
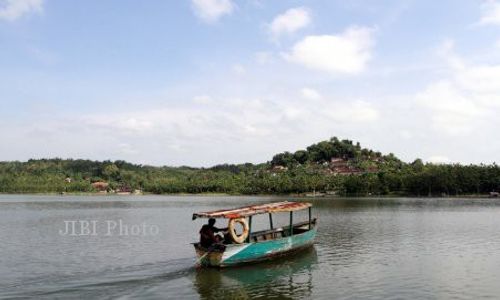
[{"left": 194, "top": 247, "right": 318, "bottom": 299}]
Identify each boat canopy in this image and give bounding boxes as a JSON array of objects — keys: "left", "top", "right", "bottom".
[{"left": 192, "top": 201, "right": 312, "bottom": 220}]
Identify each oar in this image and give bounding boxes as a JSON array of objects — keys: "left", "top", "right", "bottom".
[
  {"left": 196, "top": 251, "right": 209, "bottom": 265},
  {"left": 196, "top": 246, "right": 218, "bottom": 267}
]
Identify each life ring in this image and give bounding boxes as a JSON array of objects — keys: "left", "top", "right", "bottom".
[{"left": 228, "top": 218, "right": 249, "bottom": 244}]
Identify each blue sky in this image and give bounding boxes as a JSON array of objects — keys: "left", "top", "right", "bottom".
[{"left": 1, "top": 0, "right": 500, "bottom": 166}]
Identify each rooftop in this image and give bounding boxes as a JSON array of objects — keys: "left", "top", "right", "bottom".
[{"left": 192, "top": 201, "right": 312, "bottom": 220}]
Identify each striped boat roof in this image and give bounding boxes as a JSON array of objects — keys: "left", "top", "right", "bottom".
[{"left": 192, "top": 201, "right": 312, "bottom": 220}]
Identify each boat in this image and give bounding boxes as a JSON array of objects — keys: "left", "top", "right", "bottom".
[
  {"left": 192, "top": 201, "right": 317, "bottom": 267},
  {"left": 305, "top": 190, "right": 325, "bottom": 197}
]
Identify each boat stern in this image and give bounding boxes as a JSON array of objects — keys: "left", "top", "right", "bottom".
[{"left": 194, "top": 244, "right": 225, "bottom": 267}]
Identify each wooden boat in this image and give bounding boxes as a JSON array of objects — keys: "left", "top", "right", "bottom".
[
  {"left": 192, "top": 201, "right": 317, "bottom": 267},
  {"left": 305, "top": 191, "right": 325, "bottom": 197}
]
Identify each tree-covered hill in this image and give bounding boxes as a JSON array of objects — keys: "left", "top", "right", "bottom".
[{"left": 1, "top": 137, "right": 499, "bottom": 196}]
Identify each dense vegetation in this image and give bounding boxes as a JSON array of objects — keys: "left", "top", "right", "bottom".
[{"left": 1, "top": 137, "right": 499, "bottom": 196}]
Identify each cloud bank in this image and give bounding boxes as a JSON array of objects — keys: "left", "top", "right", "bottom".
[{"left": 416, "top": 41, "right": 500, "bottom": 136}]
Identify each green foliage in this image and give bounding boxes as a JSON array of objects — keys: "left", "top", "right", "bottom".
[
  {"left": 271, "top": 137, "right": 386, "bottom": 168},
  {"left": 0, "top": 137, "right": 499, "bottom": 196}
]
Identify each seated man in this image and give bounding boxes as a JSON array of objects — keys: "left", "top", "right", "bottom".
[{"left": 199, "top": 218, "right": 227, "bottom": 248}]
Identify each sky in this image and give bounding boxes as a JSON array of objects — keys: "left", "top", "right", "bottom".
[{"left": 1, "top": 0, "right": 500, "bottom": 167}]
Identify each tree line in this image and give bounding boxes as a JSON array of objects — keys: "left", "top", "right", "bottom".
[{"left": 0, "top": 138, "right": 499, "bottom": 196}]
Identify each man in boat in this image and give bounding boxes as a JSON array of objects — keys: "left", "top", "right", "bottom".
[{"left": 199, "top": 218, "right": 228, "bottom": 249}]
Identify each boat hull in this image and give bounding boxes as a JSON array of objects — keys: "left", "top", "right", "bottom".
[{"left": 195, "top": 227, "right": 316, "bottom": 267}]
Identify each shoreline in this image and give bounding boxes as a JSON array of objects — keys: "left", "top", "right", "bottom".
[{"left": 0, "top": 192, "right": 496, "bottom": 198}]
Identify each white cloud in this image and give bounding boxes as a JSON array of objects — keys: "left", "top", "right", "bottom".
[
  {"left": 270, "top": 7, "right": 310, "bottom": 37},
  {"left": 416, "top": 81, "right": 484, "bottom": 135},
  {"left": 283, "top": 106, "right": 302, "bottom": 120},
  {"left": 436, "top": 39, "right": 464, "bottom": 69},
  {"left": 191, "top": 0, "right": 234, "bottom": 23},
  {"left": 455, "top": 64, "right": 500, "bottom": 93},
  {"left": 415, "top": 40, "right": 500, "bottom": 136},
  {"left": 0, "top": 0, "right": 43, "bottom": 21},
  {"left": 300, "top": 87, "right": 322, "bottom": 100},
  {"left": 283, "top": 26, "right": 375, "bottom": 74},
  {"left": 83, "top": 116, "right": 155, "bottom": 134},
  {"left": 232, "top": 64, "right": 246, "bottom": 75},
  {"left": 399, "top": 130, "right": 413, "bottom": 139},
  {"left": 479, "top": 0, "right": 500, "bottom": 25},
  {"left": 193, "top": 95, "right": 213, "bottom": 104},
  {"left": 255, "top": 51, "right": 273, "bottom": 64},
  {"left": 117, "top": 143, "right": 138, "bottom": 155},
  {"left": 324, "top": 100, "right": 379, "bottom": 123}
]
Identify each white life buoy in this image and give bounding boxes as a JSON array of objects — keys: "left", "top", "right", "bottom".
[{"left": 228, "top": 217, "right": 249, "bottom": 244}]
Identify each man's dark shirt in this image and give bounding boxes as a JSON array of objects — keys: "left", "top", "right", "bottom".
[{"left": 199, "top": 224, "right": 221, "bottom": 248}]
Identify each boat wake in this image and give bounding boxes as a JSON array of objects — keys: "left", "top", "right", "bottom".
[{"left": 0, "top": 257, "right": 197, "bottom": 299}]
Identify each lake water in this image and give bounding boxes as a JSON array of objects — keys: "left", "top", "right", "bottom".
[{"left": 1, "top": 195, "right": 500, "bottom": 299}]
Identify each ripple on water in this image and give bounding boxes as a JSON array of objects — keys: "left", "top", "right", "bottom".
[{"left": 2, "top": 196, "right": 500, "bottom": 299}]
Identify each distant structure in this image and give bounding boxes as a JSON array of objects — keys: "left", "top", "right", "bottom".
[
  {"left": 329, "top": 158, "right": 362, "bottom": 175},
  {"left": 271, "top": 165, "right": 288, "bottom": 172},
  {"left": 91, "top": 181, "right": 109, "bottom": 192},
  {"left": 116, "top": 185, "right": 133, "bottom": 195}
]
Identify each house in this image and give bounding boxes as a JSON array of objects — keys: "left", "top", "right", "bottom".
[
  {"left": 271, "top": 165, "right": 288, "bottom": 172},
  {"left": 116, "top": 186, "right": 133, "bottom": 195},
  {"left": 91, "top": 181, "right": 109, "bottom": 192},
  {"left": 331, "top": 165, "right": 364, "bottom": 176},
  {"left": 329, "top": 158, "right": 348, "bottom": 168}
]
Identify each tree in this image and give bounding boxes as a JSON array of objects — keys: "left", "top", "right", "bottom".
[
  {"left": 102, "top": 164, "right": 120, "bottom": 181},
  {"left": 293, "top": 150, "right": 309, "bottom": 164}
]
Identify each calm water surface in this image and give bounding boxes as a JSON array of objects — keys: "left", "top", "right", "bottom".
[{"left": 1, "top": 195, "right": 500, "bottom": 299}]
